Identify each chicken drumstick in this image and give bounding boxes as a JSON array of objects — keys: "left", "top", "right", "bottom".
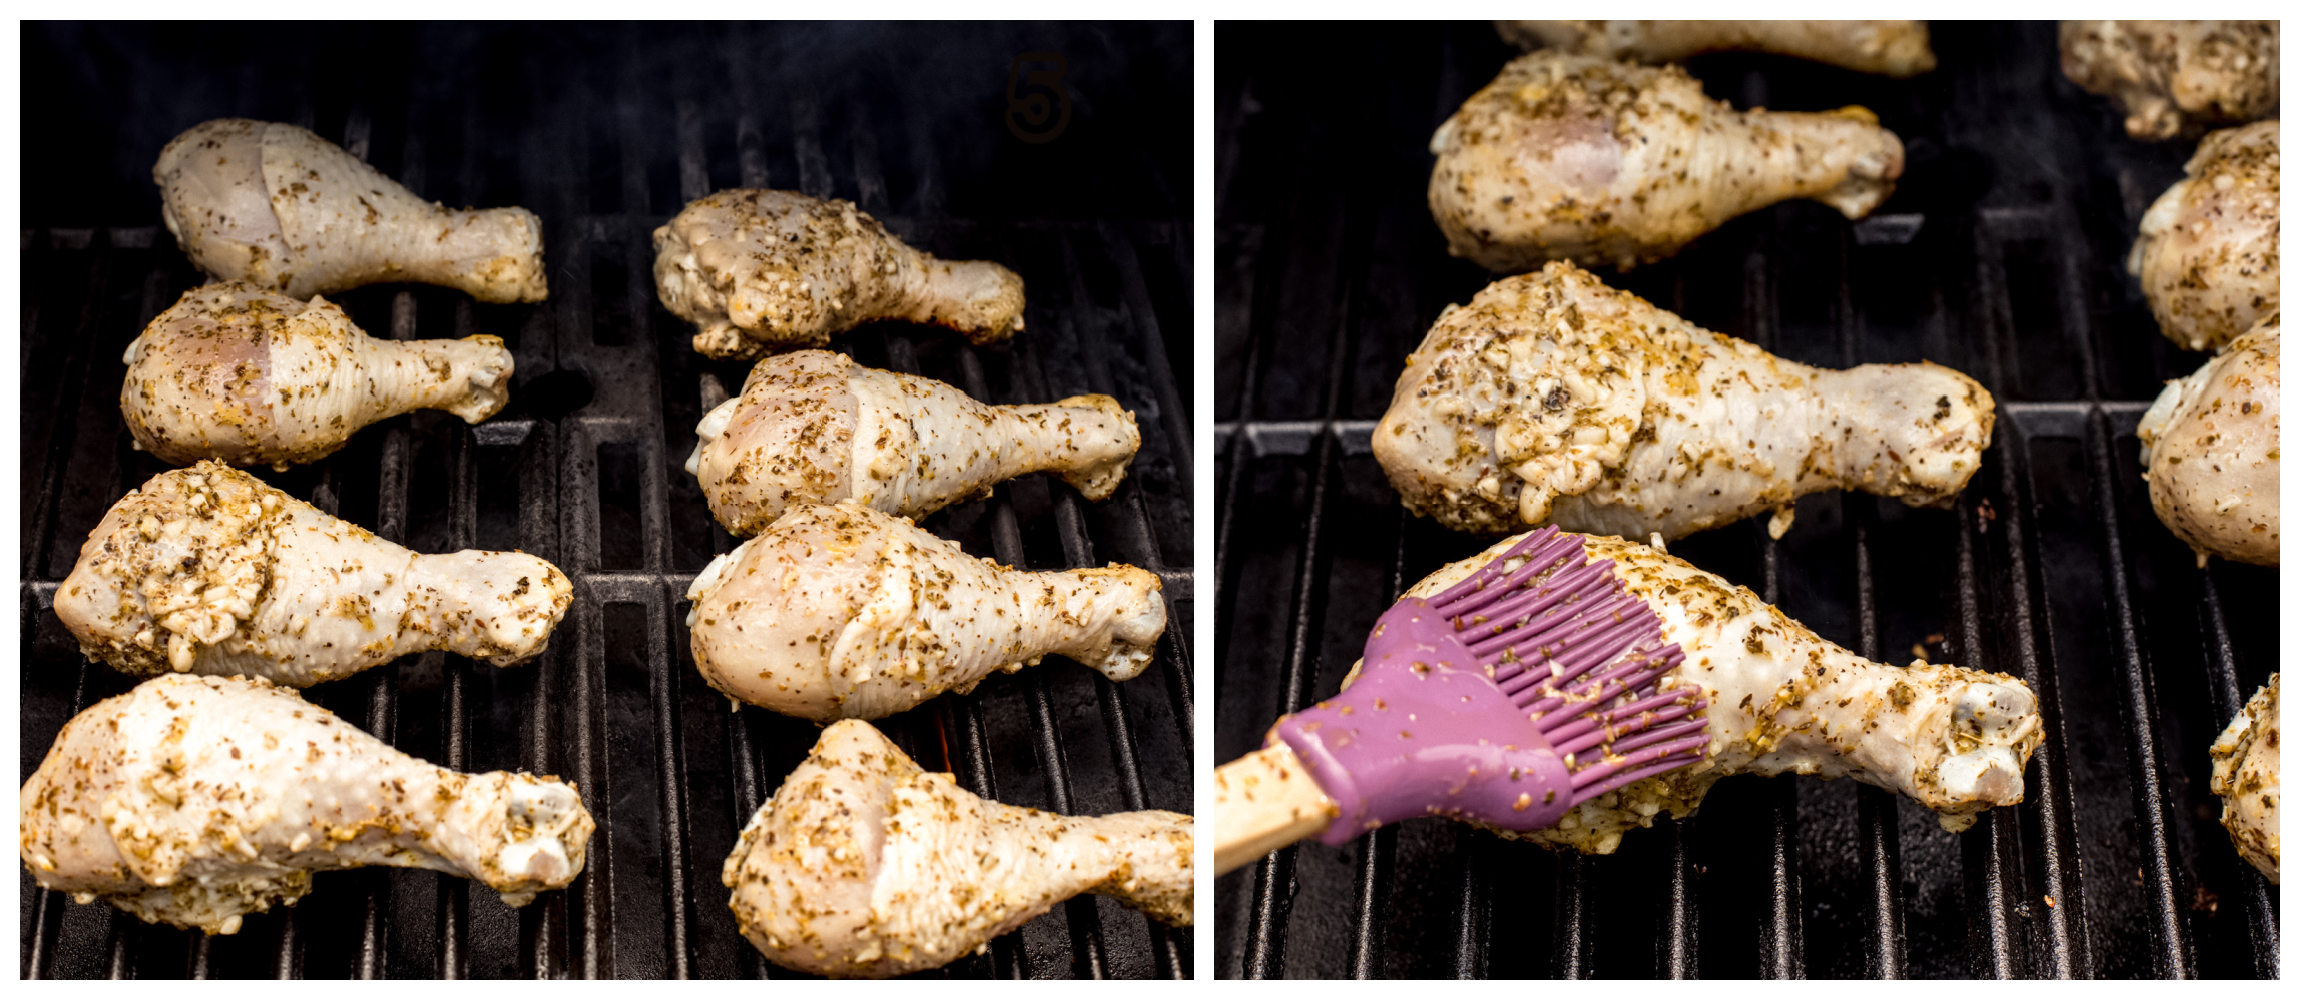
[
  {"left": 687, "top": 349, "right": 1140, "bottom": 535},
  {"left": 1387, "top": 531, "right": 2043, "bottom": 853},
  {"left": 723, "top": 719, "right": 1190, "bottom": 977},
  {"left": 1429, "top": 51, "right": 1906, "bottom": 272},
  {"left": 654, "top": 189, "right": 1025, "bottom": 359},
  {"left": 154, "top": 118, "right": 547, "bottom": 302},
  {"left": 2138, "top": 313, "right": 2279, "bottom": 566},
  {"left": 2129, "top": 120, "right": 2279, "bottom": 353},
  {"left": 21, "top": 674, "right": 594, "bottom": 934},
  {"left": 123, "top": 281, "right": 512, "bottom": 469},
  {"left": 686, "top": 503, "right": 1164, "bottom": 721},
  {"left": 1375, "top": 262, "right": 1994, "bottom": 541},
  {"left": 2061, "top": 21, "right": 2279, "bottom": 141},
  {"left": 56, "top": 461, "right": 573, "bottom": 686},
  {"left": 1497, "top": 20, "right": 1937, "bottom": 77}
]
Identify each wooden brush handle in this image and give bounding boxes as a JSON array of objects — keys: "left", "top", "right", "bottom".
[{"left": 1212, "top": 743, "right": 1339, "bottom": 877}]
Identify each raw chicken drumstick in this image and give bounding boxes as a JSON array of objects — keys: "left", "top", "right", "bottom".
[
  {"left": 724, "top": 719, "right": 1190, "bottom": 977},
  {"left": 687, "top": 349, "right": 1140, "bottom": 535},
  {"left": 1429, "top": 51, "right": 1905, "bottom": 272},
  {"left": 1374, "top": 262, "right": 1995, "bottom": 540},
  {"left": 2061, "top": 21, "right": 2279, "bottom": 141},
  {"left": 1394, "top": 530, "right": 2040, "bottom": 852},
  {"left": 2210, "top": 674, "right": 2280, "bottom": 882},
  {"left": 2129, "top": 120, "right": 2279, "bottom": 353},
  {"left": 1497, "top": 20, "right": 1937, "bottom": 78},
  {"left": 123, "top": 281, "right": 513, "bottom": 469},
  {"left": 55, "top": 461, "right": 573, "bottom": 686},
  {"left": 686, "top": 503, "right": 1164, "bottom": 721},
  {"left": 154, "top": 118, "right": 547, "bottom": 302},
  {"left": 653, "top": 189, "right": 1025, "bottom": 359},
  {"left": 2137, "top": 313, "right": 2278, "bottom": 566},
  {"left": 21, "top": 674, "right": 594, "bottom": 934}
]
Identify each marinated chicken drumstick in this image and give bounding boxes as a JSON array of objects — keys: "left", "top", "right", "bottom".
[
  {"left": 687, "top": 350, "right": 1140, "bottom": 536},
  {"left": 1497, "top": 20, "right": 1937, "bottom": 77},
  {"left": 1417, "top": 531, "right": 2038, "bottom": 852},
  {"left": 123, "top": 281, "right": 512, "bottom": 469},
  {"left": 2210, "top": 674, "right": 2280, "bottom": 882},
  {"left": 1430, "top": 51, "right": 1906, "bottom": 272},
  {"left": 2129, "top": 120, "right": 2279, "bottom": 353},
  {"left": 21, "top": 674, "right": 594, "bottom": 934},
  {"left": 2061, "top": 21, "right": 2280, "bottom": 141},
  {"left": 154, "top": 118, "right": 547, "bottom": 302},
  {"left": 56, "top": 461, "right": 573, "bottom": 686},
  {"left": 724, "top": 719, "right": 1191, "bottom": 977},
  {"left": 2138, "top": 313, "right": 2278, "bottom": 566},
  {"left": 1375, "top": 262, "right": 1994, "bottom": 540},
  {"left": 654, "top": 189, "right": 1025, "bottom": 359},
  {"left": 686, "top": 503, "right": 1164, "bottom": 721}
]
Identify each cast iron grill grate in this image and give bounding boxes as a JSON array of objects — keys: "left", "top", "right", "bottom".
[
  {"left": 21, "top": 22, "right": 1191, "bottom": 980},
  {"left": 1214, "top": 21, "right": 2277, "bottom": 979}
]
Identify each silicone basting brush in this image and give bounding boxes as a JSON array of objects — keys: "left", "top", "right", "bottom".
[{"left": 1213, "top": 526, "right": 1710, "bottom": 874}]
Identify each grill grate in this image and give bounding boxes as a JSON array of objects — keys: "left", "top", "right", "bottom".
[
  {"left": 1215, "top": 21, "right": 2277, "bottom": 979},
  {"left": 21, "top": 22, "right": 1191, "bottom": 980}
]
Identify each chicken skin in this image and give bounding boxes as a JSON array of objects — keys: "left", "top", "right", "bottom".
[
  {"left": 686, "top": 350, "right": 1140, "bottom": 536},
  {"left": 154, "top": 119, "right": 546, "bottom": 303},
  {"left": 2129, "top": 120, "right": 2279, "bottom": 353},
  {"left": 1497, "top": 20, "right": 1937, "bottom": 78},
  {"left": 2138, "top": 314, "right": 2278, "bottom": 566},
  {"left": 20, "top": 674, "right": 594, "bottom": 934},
  {"left": 2061, "top": 21, "right": 2279, "bottom": 141},
  {"left": 1430, "top": 51, "right": 1905, "bottom": 272},
  {"left": 653, "top": 189, "right": 1025, "bottom": 359},
  {"left": 2210, "top": 674, "right": 2280, "bottom": 882},
  {"left": 55, "top": 461, "right": 573, "bottom": 686},
  {"left": 1374, "top": 263, "right": 1994, "bottom": 541},
  {"left": 123, "top": 281, "right": 512, "bottom": 470},
  {"left": 685, "top": 503, "right": 1164, "bottom": 721},
  {"left": 723, "top": 719, "right": 1191, "bottom": 977},
  {"left": 1379, "top": 530, "right": 2042, "bottom": 853}
]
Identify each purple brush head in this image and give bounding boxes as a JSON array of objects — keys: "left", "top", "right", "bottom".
[{"left": 1270, "top": 526, "right": 1710, "bottom": 844}]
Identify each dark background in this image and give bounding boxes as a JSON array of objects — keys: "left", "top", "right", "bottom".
[
  {"left": 1216, "top": 20, "right": 2277, "bottom": 979},
  {"left": 21, "top": 21, "right": 1192, "bottom": 979}
]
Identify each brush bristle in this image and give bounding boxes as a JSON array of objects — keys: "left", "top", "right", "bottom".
[{"left": 1426, "top": 527, "right": 1709, "bottom": 800}]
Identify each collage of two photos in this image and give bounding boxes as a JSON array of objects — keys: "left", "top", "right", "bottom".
[{"left": 11, "top": 18, "right": 2284, "bottom": 981}]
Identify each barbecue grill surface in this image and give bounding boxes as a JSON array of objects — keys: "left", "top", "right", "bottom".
[
  {"left": 1215, "top": 21, "right": 2277, "bottom": 979},
  {"left": 22, "top": 21, "right": 1191, "bottom": 979}
]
